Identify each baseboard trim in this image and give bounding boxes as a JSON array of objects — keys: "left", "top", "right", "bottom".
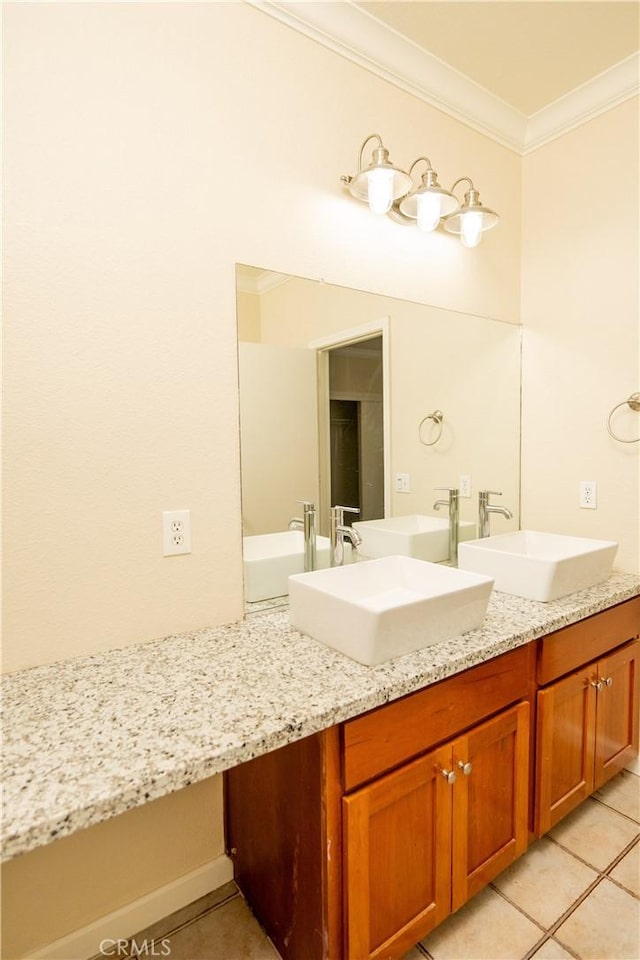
[{"left": 28, "top": 855, "right": 234, "bottom": 960}]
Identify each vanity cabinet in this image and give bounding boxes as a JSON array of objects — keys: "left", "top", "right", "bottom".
[
  {"left": 534, "top": 599, "right": 640, "bottom": 835},
  {"left": 226, "top": 644, "right": 533, "bottom": 960},
  {"left": 343, "top": 702, "right": 529, "bottom": 960},
  {"left": 225, "top": 597, "right": 639, "bottom": 960}
]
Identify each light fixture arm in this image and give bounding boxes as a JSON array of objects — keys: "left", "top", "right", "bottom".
[
  {"left": 450, "top": 176, "right": 474, "bottom": 193},
  {"left": 357, "top": 133, "right": 385, "bottom": 172},
  {"left": 450, "top": 177, "right": 480, "bottom": 207},
  {"left": 408, "top": 156, "right": 434, "bottom": 179}
]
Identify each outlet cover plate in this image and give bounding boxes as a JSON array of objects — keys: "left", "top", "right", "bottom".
[
  {"left": 163, "top": 510, "right": 192, "bottom": 556},
  {"left": 579, "top": 481, "right": 597, "bottom": 510}
]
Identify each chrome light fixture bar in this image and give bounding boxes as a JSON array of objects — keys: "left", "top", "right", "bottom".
[{"left": 341, "top": 134, "right": 500, "bottom": 247}]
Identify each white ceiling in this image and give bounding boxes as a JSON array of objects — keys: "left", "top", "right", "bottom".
[{"left": 248, "top": 0, "right": 640, "bottom": 153}]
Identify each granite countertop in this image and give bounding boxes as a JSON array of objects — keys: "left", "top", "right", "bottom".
[{"left": 2, "top": 572, "right": 639, "bottom": 862}]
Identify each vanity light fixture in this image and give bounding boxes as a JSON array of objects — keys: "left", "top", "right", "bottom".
[
  {"left": 340, "top": 133, "right": 413, "bottom": 216},
  {"left": 341, "top": 135, "right": 500, "bottom": 247}
]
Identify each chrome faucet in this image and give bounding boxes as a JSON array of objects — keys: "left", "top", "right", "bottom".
[
  {"left": 330, "top": 505, "right": 361, "bottom": 567},
  {"left": 433, "top": 487, "right": 460, "bottom": 564},
  {"left": 288, "top": 500, "right": 316, "bottom": 572},
  {"left": 478, "top": 490, "right": 513, "bottom": 538}
]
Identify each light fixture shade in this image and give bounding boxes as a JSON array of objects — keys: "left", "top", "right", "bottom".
[
  {"left": 443, "top": 182, "right": 499, "bottom": 244},
  {"left": 399, "top": 185, "right": 459, "bottom": 230},
  {"left": 395, "top": 163, "right": 459, "bottom": 232},
  {"left": 347, "top": 140, "right": 412, "bottom": 215},
  {"left": 443, "top": 207, "right": 499, "bottom": 236}
]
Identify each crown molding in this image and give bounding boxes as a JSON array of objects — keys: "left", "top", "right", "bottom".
[
  {"left": 236, "top": 268, "right": 292, "bottom": 295},
  {"left": 523, "top": 53, "right": 640, "bottom": 155},
  {"left": 246, "top": 0, "right": 639, "bottom": 156},
  {"left": 247, "top": 0, "right": 526, "bottom": 152}
]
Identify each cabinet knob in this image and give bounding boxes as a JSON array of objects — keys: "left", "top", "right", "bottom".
[
  {"left": 590, "top": 679, "right": 603, "bottom": 690},
  {"left": 601, "top": 676, "right": 613, "bottom": 687},
  {"left": 440, "top": 768, "right": 457, "bottom": 785},
  {"left": 457, "top": 760, "right": 473, "bottom": 776}
]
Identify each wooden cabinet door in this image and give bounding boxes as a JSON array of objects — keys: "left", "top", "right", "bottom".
[
  {"left": 343, "top": 744, "right": 453, "bottom": 960},
  {"left": 536, "top": 668, "right": 597, "bottom": 835},
  {"left": 451, "top": 702, "right": 529, "bottom": 911},
  {"left": 594, "top": 640, "right": 640, "bottom": 788}
]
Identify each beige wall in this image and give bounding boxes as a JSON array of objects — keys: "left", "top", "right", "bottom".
[
  {"left": 236, "top": 290, "right": 261, "bottom": 342},
  {"left": 256, "top": 275, "right": 521, "bottom": 526},
  {"left": 521, "top": 98, "right": 640, "bottom": 574},
  {"left": 3, "top": 2, "right": 520, "bottom": 675},
  {"left": 2, "top": 2, "right": 520, "bottom": 951},
  {"left": 238, "top": 342, "right": 319, "bottom": 535},
  {"left": 1, "top": 778, "right": 224, "bottom": 959}
]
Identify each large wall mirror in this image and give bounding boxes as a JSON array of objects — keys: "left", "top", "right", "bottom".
[{"left": 236, "top": 263, "right": 521, "bottom": 609}]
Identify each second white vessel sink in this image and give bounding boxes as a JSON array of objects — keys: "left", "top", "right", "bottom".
[
  {"left": 458, "top": 531, "right": 618, "bottom": 602},
  {"left": 288, "top": 555, "right": 494, "bottom": 666},
  {"left": 243, "top": 531, "right": 333, "bottom": 602},
  {"left": 353, "top": 514, "right": 477, "bottom": 563}
]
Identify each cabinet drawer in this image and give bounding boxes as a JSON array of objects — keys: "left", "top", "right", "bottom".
[
  {"left": 342, "top": 645, "right": 531, "bottom": 791},
  {"left": 537, "top": 598, "right": 640, "bottom": 686}
]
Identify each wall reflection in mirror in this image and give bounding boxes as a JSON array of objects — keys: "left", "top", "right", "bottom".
[{"left": 236, "top": 263, "right": 521, "bottom": 610}]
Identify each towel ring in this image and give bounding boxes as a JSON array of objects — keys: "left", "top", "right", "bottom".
[
  {"left": 418, "top": 410, "right": 444, "bottom": 447},
  {"left": 607, "top": 392, "right": 640, "bottom": 443}
]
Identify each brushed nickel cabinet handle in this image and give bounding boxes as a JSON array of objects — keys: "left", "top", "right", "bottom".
[
  {"left": 457, "top": 760, "right": 473, "bottom": 776},
  {"left": 440, "top": 768, "right": 457, "bottom": 785}
]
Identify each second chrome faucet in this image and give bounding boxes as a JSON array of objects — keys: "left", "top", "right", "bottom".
[
  {"left": 288, "top": 500, "right": 316, "bottom": 572},
  {"left": 433, "top": 487, "right": 460, "bottom": 564},
  {"left": 432, "top": 486, "right": 514, "bottom": 564},
  {"left": 478, "top": 490, "right": 513, "bottom": 538},
  {"left": 289, "top": 501, "right": 363, "bottom": 571},
  {"left": 330, "top": 505, "right": 361, "bottom": 567}
]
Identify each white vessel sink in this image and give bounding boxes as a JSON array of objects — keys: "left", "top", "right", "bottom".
[
  {"left": 243, "top": 531, "right": 333, "bottom": 602},
  {"left": 457, "top": 531, "right": 618, "bottom": 602},
  {"left": 288, "top": 555, "right": 494, "bottom": 666},
  {"left": 353, "top": 514, "right": 477, "bottom": 563}
]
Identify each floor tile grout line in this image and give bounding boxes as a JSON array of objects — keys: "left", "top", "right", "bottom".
[
  {"left": 590, "top": 783, "right": 640, "bottom": 827},
  {"left": 116, "top": 887, "right": 242, "bottom": 959},
  {"left": 545, "top": 829, "right": 639, "bottom": 875},
  {"left": 605, "top": 871, "right": 640, "bottom": 901},
  {"left": 489, "top": 832, "right": 640, "bottom": 960},
  {"left": 521, "top": 834, "right": 640, "bottom": 960},
  {"left": 488, "top": 883, "right": 548, "bottom": 934},
  {"left": 521, "top": 871, "right": 606, "bottom": 960},
  {"left": 420, "top": 826, "right": 640, "bottom": 960},
  {"left": 601, "top": 833, "right": 640, "bottom": 901},
  {"left": 591, "top": 796, "right": 640, "bottom": 826}
]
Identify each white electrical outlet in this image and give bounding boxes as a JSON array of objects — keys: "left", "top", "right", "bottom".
[
  {"left": 395, "top": 473, "right": 411, "bottom": 494},
  {"left": 163, "top": 510, "right": 192, "bottom": 556},
  {"left": 460, "top": 475, "right": 472, "bottom": 498},
  {"left": 579, "top": 481, "right": 597, "bottom": 510}
]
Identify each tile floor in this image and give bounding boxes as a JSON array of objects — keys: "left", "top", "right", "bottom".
[{"left": 119, "top": 759, "right": 639, "bottom": 960}]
